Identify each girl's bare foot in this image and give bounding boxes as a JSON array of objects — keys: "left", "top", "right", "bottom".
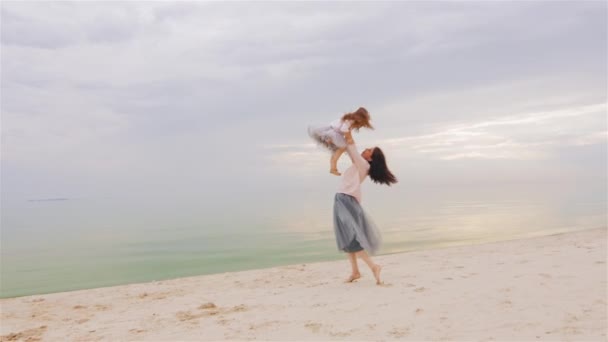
[
  {"left": 345, "top": 273, "right": 361, "bottom": 283},
  {"left": 330, "top": 169, "right": 342, "bottom": 176},
  {"left": 372, "top": 265, "right": 382, "bottom": 285}
]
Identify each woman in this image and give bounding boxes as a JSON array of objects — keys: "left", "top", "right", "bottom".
[{"left": 334, "top": 131, "right": 397, "bottom": 285}]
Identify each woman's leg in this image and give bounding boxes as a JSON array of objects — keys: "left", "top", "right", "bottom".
[
  {"left": 356, "top": 250, "right": 383, "bottom": 284},
  {"left": 330, "top": 147, "right": 346, "bottom": 175},
  {"left": 345, "top": 252, "right": 361, "bottom": 282}
]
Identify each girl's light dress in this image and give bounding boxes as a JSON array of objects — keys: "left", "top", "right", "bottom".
[{"left": 308, "top": 119, "right": 352, "bottom": 152}]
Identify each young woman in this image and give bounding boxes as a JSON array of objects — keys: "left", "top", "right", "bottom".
[{"left": 334, "top": 130, "right": 397, "bottom": 285}]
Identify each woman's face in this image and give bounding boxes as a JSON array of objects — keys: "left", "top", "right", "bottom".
[{"left": 361, "top": 147, "right": 375, "bottom": 161}]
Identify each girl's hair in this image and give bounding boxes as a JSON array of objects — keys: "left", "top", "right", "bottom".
[
  {"left": 342, "top": 107, "right": 373, "bottom": 131},
  {"left": 368, "top": 147, "right": 398, "bottom": 186}
]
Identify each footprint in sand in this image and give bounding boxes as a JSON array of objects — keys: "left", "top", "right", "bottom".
[
  {"left": 305, "top": 322, "right": 322, "bottom": 333},
  {"left": 414, "top": 287, "right": 427, "bottom": 293},
  {"left": 559, "top": 325, "right": 583, "bottom": 335},
  {"left": 217, "top": 318, "right": 232, "bottom": 326},
  {"left": 73, "top": 305, "right": 87, "bottom": 310},
  {"left": 198, "top": 302, "right": 217, "bottom": 310},
  {"left": 1, "top": 326, "right": 47, "bottom": 342},
  {"left": 177, "top": 304, "right": 247, "bottom": 322},
  {"left": 231, "top": 305, "right": 247, "bottom": 312},
  {"left": 306, "top": 282, "right": 329, "bottom": 288},
  {"left": 140, "top": 291, "right": 173, "bottom": 300},
  {"left": 176, "top": 311, "right": 201, "bottom": 321},
  {"left": 389, "top": 327, "right": 410, "bottom": 338},
  {"left": 501, "top": 300, "right": 513, "bottom": 308},
  {"left": 330, "top": 330, "right": 353, "bottom": 337},
  {"left": 415, "top": 308, "right": 424, "bottom": 314},
  {"left": 248, "top": 321, "right": 280, "bottom": 331},
  {"left": 129, "top": 328, "right": 146, "bottom": 334}
]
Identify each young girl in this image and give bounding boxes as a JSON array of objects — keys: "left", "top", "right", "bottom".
[{"left": 308, "top": 107, "right": 374, "bottom": 176}]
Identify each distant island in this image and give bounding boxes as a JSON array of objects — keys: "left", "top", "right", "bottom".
[{"left": 27, "top": 198, "right": 69, "bottom": 202}]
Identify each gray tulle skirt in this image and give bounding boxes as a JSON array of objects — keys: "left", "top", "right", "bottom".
[{"left": 333, "top": 193, "right": 382, "bottom": 255}]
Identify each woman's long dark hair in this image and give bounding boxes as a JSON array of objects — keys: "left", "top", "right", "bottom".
[{"left": 368, "top": 147, "right": 398, "bottom": 186}]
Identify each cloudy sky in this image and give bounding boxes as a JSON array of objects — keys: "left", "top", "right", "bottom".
[{"left": 1, "top": 1, "right": 606, "bottom": 206}]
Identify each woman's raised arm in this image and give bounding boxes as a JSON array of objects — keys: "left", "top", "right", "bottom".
[{"left": 344, "top": 131, "right": 370, "bottom": 174}]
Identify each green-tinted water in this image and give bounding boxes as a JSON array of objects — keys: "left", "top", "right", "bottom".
[{"left": 1, "top": 183, "right": 605, "bottom": 298}]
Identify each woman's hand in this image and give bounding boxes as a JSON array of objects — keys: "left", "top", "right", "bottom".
[{"left": 344, "top": 131, "right": 354, "bottom": 145}]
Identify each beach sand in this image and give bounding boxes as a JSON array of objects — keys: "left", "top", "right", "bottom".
[{"left": 1, "top": 227, "right": 606, "bottom": 341}]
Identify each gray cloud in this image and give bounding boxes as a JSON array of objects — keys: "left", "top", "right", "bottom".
[{"left": 1, "top": 1, "right": 606, "bottom": 202}]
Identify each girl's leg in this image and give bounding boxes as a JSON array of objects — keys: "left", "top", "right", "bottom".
[
  {"left": 345, "top": 252, "right": 361, "bottom": 282},
  {"left": 330, "top": 147, "right": 347, "bottom": 176},
  {"left": 356, "top": 250, "right": 383, "bottom": 284}
]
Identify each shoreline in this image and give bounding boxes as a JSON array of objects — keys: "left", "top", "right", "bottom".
[
  {"left": 4, "top": 226, "right": 602, "bottom": 300},
  {"left": 1, "top": 227, "right": 606, "bottom": 341}
]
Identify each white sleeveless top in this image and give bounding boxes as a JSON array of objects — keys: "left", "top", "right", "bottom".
[{"left": 337, "top": 143, "right": 370, "bottom": 203}]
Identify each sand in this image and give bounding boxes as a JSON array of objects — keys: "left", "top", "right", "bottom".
[{"left": 1, "top": 227, "right": 606, "bottom": 341}]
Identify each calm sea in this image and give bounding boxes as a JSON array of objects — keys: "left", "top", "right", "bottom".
[{"left": 1, "top": 182, "right": 605, "bottom": 298}]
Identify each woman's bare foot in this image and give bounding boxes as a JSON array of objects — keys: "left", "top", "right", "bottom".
[
  {"left": 330, "top": 169, "right": 342, "bottom": 176},
  {"left": 345, "top": 273, "right": 361, "bottom": 283},
  {"left": 372, "top": 265, "right": 382, "bottom": 285}
]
